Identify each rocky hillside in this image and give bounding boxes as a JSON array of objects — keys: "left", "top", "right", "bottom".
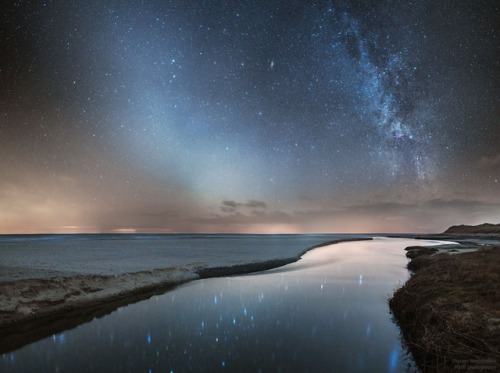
[{"left": 444, "top": 223, "right": 500, "bottom": 234}]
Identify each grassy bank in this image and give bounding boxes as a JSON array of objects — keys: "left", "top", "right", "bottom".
[{"left": 389, "top": 247, "right": 500, "bottom": 372}]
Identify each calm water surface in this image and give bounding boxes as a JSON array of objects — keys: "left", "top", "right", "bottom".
[{"left": 2, "top": 237, "right": 448, "bottom": 372}]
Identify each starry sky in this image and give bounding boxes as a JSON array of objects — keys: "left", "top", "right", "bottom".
[{"left": 1, "top": 0, "right": 499, "bottom": 234}]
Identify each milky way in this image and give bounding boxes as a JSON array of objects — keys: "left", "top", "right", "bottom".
[{"left": 1, "top": 1, "right": 499, "bottom": 233}]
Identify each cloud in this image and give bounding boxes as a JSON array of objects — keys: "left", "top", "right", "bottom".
[
  {"left": 246, "top": 200, "right": 268, "bottom": 209},
  {"left": 298, "top": 193, "right": 315, "bottom": 201},
  {"left": 220, "top": 199, "right": 268, "bottom": 212},
  {"left": 189, "top": 209, "right": 298, "bottom": 233},
  {"left": 421, "top": 198, "right": 498, "bottom": 210},
  {"left": 202, "top": 197, "right": 500, "bottom": 233},
  {"left": 478, "top": 154, "right": 500, "bottom": 168},
  {"left": 222, "top": 200, "right": 239, "bottom": 209}
]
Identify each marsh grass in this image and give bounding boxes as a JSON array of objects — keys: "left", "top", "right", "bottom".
[{"left": 389, "top": 247, "right": 500, "bottom": 372}]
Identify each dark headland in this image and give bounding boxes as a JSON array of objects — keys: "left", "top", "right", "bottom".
[
  {"left": 444, "top": 223, "right": 500, "bottom": 234},
  {"left": 389, "top": 223, "right": 500, "bottom": 372}
]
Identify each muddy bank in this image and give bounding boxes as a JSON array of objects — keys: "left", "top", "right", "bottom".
[
  {"left": 389, "top": 247, "right": 500, "bottom": 372},
  {"left": 0, "top": 237, "right": 370, "bottom": 354},
  {"left": 0, "top": 266, "right": 199, "bottom": 354}
]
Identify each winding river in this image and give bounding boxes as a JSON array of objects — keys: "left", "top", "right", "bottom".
[{"left": 2, "top": 237, "right": 449, "bottom": 372}]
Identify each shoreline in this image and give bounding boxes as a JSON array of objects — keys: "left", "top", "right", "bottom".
[
  {"left": 0, "top": 237, "right": 370, "bottom": 354},
  {"left": 389, "top": 240, "right": 500, "bottom": 372},
  {"left": 4, "top": 233, "right": 498, "bottom": 360}
]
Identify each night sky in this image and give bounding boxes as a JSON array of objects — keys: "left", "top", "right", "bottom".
[{"left": 1, "top": 0, "right": 499, "bottom": 234}]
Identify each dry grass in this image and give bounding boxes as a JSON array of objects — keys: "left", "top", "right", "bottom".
[{"left": 389, "top": 247, "right": 500, "bottom": 372}]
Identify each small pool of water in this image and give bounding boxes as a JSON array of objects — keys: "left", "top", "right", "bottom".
[{"left": 2, "top": 237, "right": 448, "bottom": 372}]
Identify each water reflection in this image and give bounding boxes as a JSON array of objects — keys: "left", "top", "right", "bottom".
[{"left": 2, "top": 238, "right": 448, "bottom": 372}]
